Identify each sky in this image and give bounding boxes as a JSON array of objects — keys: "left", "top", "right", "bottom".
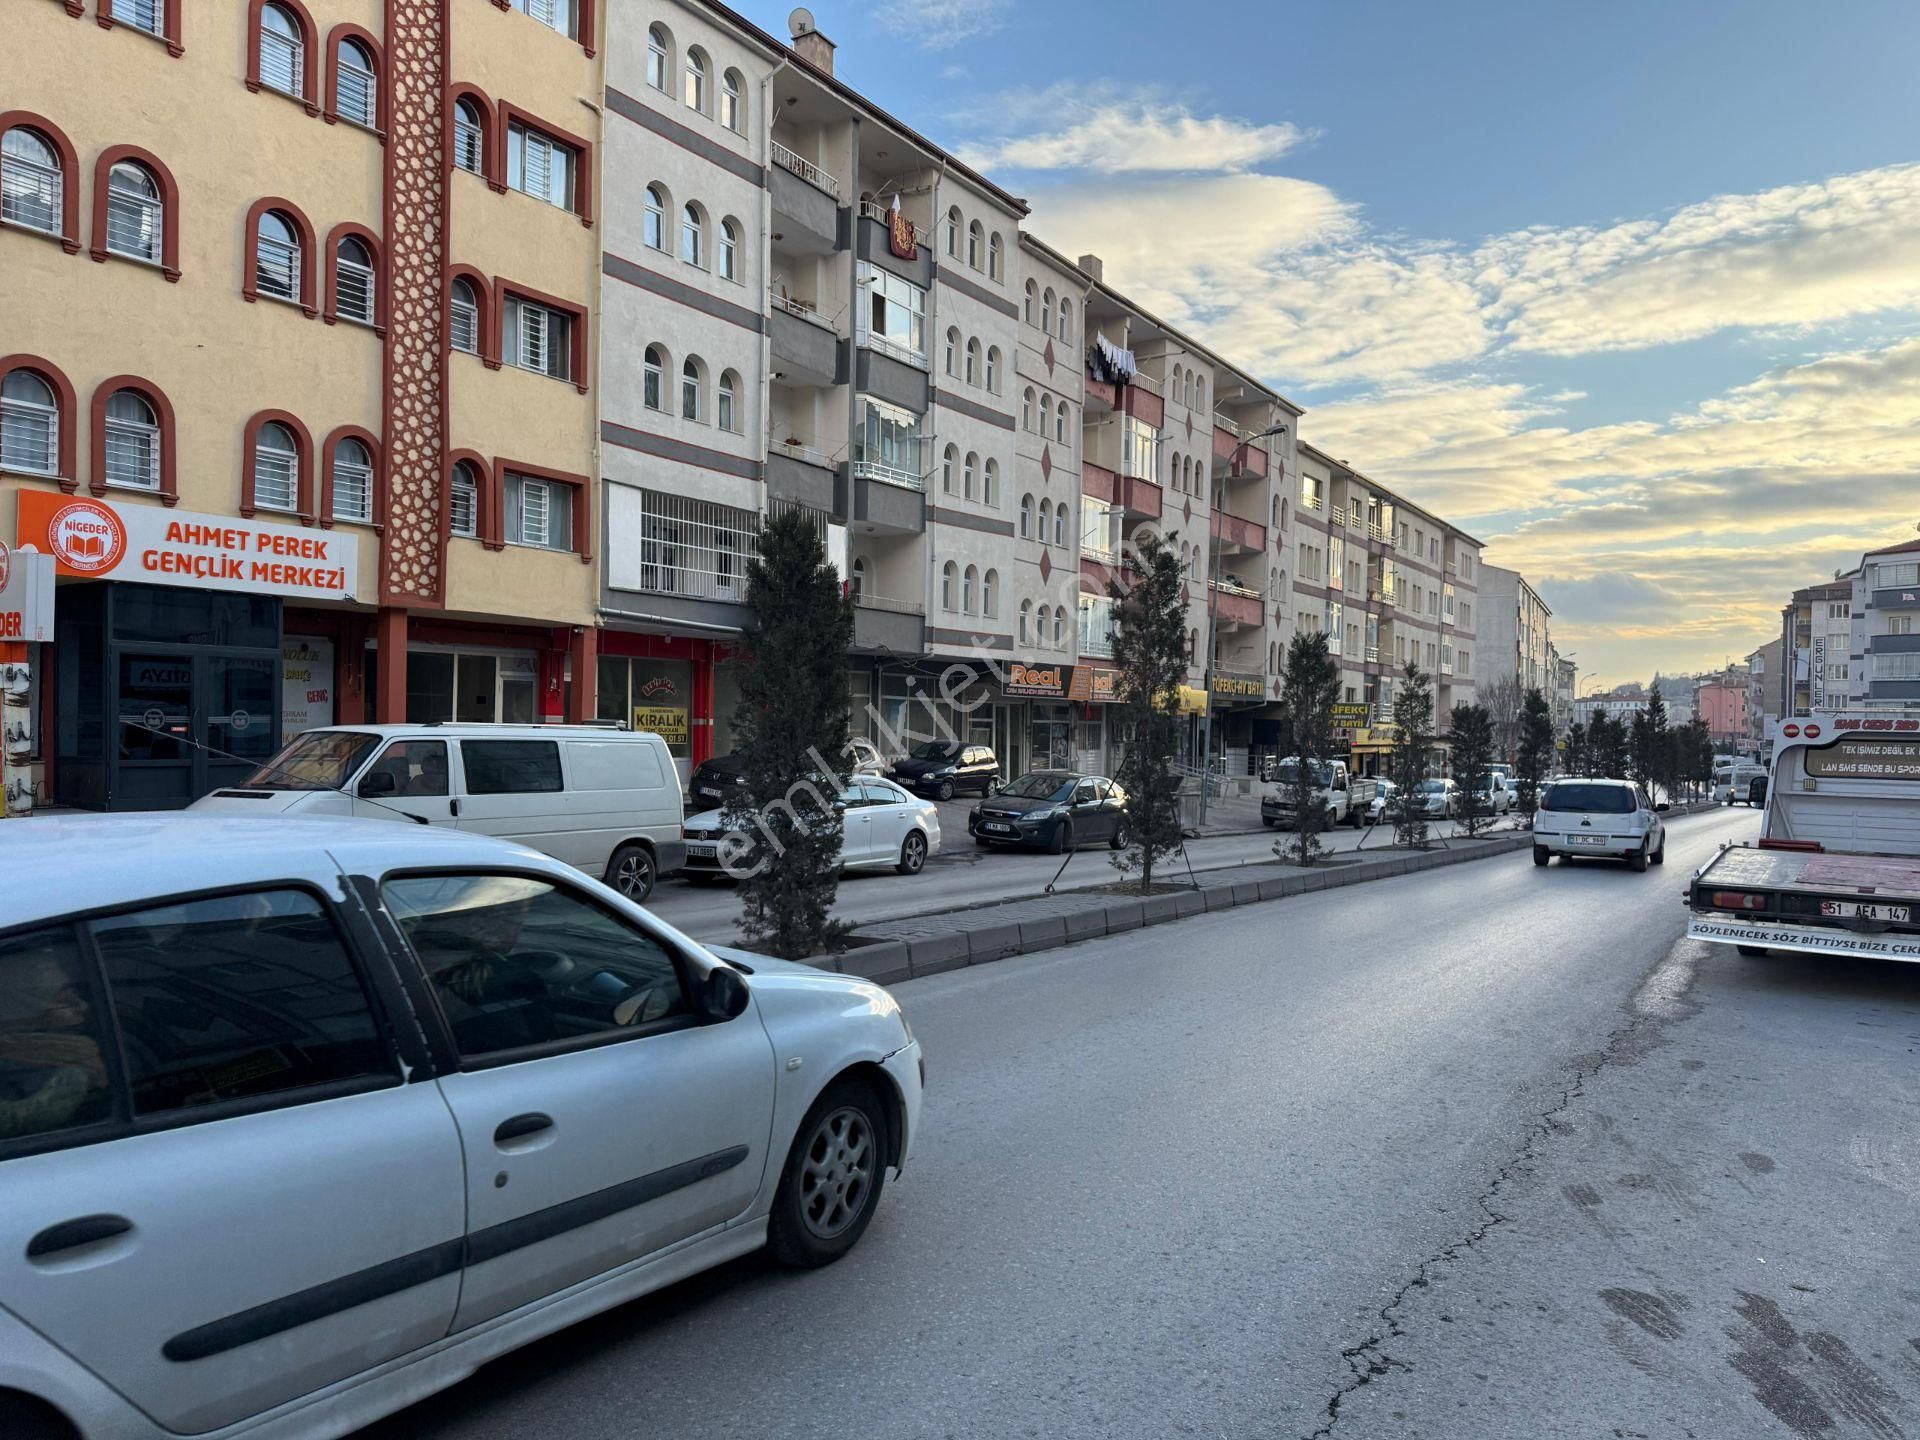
[{"left": 741, "top": 0, "right": 1920, "bottom": 687}]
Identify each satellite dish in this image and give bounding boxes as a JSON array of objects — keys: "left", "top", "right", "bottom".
[{"left": 789, "top": 6, "right": 816, "bottom": 36}]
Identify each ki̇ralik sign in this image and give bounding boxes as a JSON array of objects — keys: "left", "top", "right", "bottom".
[{"left": 17, "top": 491, "right": 359, "bottom": 602}]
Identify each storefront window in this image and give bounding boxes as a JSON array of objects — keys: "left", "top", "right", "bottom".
[
  {"left": 599, "top": 656, "right": 693, "bottom": 756},
  {"left": 112, "top": 588, "right": 278, "bottom": 649}
]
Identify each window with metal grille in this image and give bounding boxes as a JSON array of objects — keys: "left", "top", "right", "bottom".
[
  {"left": 504, "top": 296, "right": 571, "bottom": 380},
  {"left": 450, "top": 279, "right": 479, "bottom": 353},
  {"left": 255, "top": 212, "right": 300, "bottom": 301},
  {"left": 507, "top": 122, "right": 573, "bottom": 210},
  {"left": 335, "top": 40, "right": 377, "bottom": 128},
  {"left": 259, "top": 4, "right": 304, "bottom": 97},
  {"left": 104, "top": 161, "right": 161, "bottom": 262},
  {"left": 332, "top": 438, "right": 373, "bottom": 522},
  {"left": 506, "top": 473, "right": 572, "bottom": 550},
  {"left": 453, "top": 101, "right": 485, "bottom": 173},
  {"left": 1, "top": 128, "right": 62, "bottom": 234},
  {"left": 103, "top": 390, "right": 160, "bottom": 490},
  {"left": 112, "top": 0, "right": 166, "bottom": 35},
  {"left": 635, "top": 490, "right": 758, "bottom": 601},
  {"left": 254, "top": 423, "right": 299, "bottom": 511},
  {"left": 449, "top": 461, "right": 480, "bottom": 537},
  {"left": 334, "top": 238, "right": 375, "bottom": 324},
  {"left": 1, "top": 371, "right": 58, "bottom": 475}
]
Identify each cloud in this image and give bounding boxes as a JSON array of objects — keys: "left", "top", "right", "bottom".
[
  {"left": 958, "top": 96, "right": 1310, "bottom": 174},
  {"left": 869, "top": 0, "right": 1006, "bottom": 49}
]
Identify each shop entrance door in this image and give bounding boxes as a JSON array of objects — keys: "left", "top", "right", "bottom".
[{"left": 113, "top": 651, "right": 281, "bottom": 806}]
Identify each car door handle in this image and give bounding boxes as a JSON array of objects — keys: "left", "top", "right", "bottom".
[
  {"left": 494, "top": 1113, "right": 553, "bottom": 1146},
  {"left": 27, "top": 1214, "right": 133, "bottom": 1260},
  {"left": 450, "top": 798, "right": 461, "bottom": 818}
]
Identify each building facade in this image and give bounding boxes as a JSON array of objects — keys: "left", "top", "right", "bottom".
[
  {"left": 1745, "top": 638, "right": 1782, "bottom": 755},
  {"left": 1477, "top": 563, "right": 1551, "bottom": 718},
  {"left": 1846, "top": 539, "right": 1920, "bottom": 710},
  {"left": 1694, "top": 669, "right": 1751, "bottom": 750},
  {"left": 1781, "top": 576, "right": 1857, "bottom": 717}
]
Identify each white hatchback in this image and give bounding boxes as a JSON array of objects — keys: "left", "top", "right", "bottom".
[
  {"left": 0, "top": 816, "right": 921, "bottom": 1440},
  {"left": 680, "top": 777, "right": 942, "bottom": 880},
  {"left": 1533, "top": 778, "right": 1669, "bottom": 872}
]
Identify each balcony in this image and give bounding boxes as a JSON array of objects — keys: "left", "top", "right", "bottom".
[
  {"left": 1210, "top": 581, "right": 1263, "bottom": 629},
  {"left": 1210, "top": 510, "right": 1266, "bottom": 554},
  {"left": 852, "top": 592, "right": 926, "bottom": 654},
  {"left": 1115, "top": 472, "right": 1163, "bottom": 523},
  {"left": 766, "top": 436, "right": 838, "bottom": 513},
  {"left": 1081, "top": 462, "right": 1116, "bottom": 504},
  {"left": 1213, "top": 424, "right": 1268, "bottom": 478},
  {"left": 836, "top": 459, "right": 927, "bottom": 536},
  {"left": 770, "top": 293, "right": 842, "bottom": 387},
  {"left": 1302, "top": 493, "right": 1324, "bottom": 514},
  {"left": 769, "top": 143, "right": 840, "bottom": 254},
  {"left": 771, "top": 140, "right": 840, "bottom": 199}
]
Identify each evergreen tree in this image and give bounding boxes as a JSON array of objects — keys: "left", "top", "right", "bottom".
[
  {"left": 1275, "top": 630, "right": 1342, "bottom": 866},
  {"left": 724, "top": 510, "right": 855, "bottom": 960},
  {"left": 1565, "top": 720, "right": 1588, "bottom": 777},
  {"left": 1587, "top": 712, "right": 1630, "bottom": 779},
  {"left": 1391, "top": 660, "right": 1435, "bottom": 848},
  {"left": 1110, "top": 530, "right": 1188, "bottom": 892},
  {"left": 1450, "top": 703, "right": 1496, "bottom": 837},
  {"left": 1634, "top": 682, "right": 1671, "bottom": 800},
  {"left": 1515, "top": 687, "right": 1554, "bottom": 818}
]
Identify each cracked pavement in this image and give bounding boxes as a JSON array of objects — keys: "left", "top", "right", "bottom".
[{"left": 360, "top": 805, "right": 1920, "bottom": 1440}]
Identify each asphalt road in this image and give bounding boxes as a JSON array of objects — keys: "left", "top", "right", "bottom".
[{"left": 359, "top": 804, "right": 1920, "bottom": 1439}]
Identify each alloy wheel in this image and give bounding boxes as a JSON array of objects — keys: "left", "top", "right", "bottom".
[
  {"left": 614, "top": 849, "right": 655, "bottom": 899},
  {"left": 799, "top": 1106, "right": 874, "bottom": 1241}
]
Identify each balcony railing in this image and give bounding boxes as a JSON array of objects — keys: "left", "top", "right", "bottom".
[
  {"left": 771, "top": 289, "right": 836, "bottom": 330},
  {"left": 853, "top": 591, "right": 924, "bottom": 616},
  {"left": 1365, "top": 645, "right": 1381, "bottom": 663},
  {"left": 1328, "top": 510, "right": 1348, "bottom": 528},
  {"left": 772, "top": 141, "right": 840, "bottom": 199},
  {"left": 771, "top": 436, "right": 835, "bottom": 469},
  {"left": 851, "top": 457, "right": 925, "bottom": 491},
  {"left": 1368, "top": 523, "right": 1390, "bottom": 543}
]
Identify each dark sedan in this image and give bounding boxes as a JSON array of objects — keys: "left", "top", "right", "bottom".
[
  {"left": 890, "top": 741, "right": 1001, "bottom": 801},
  {"left": 970, "top": 772, "right": 1129, "bottom": 853}
]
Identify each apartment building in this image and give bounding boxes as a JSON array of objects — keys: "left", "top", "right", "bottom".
[
  {"left": 1746, "top": 638, "right": 1782, "bottom": 755},
  {"left": 1477, "top": 564, "right": 1551, "bottom": 707},
  {"left": 2, "top": 0, "right": 601, "bottom": 808},
  {"left": 1847, "top": 538, "right": 1920, "bottom": 710},
  {"left": 1551, "top": 651, "right": 1577, "bottom": 739},
  {"left": 1781, "top": 575, "right": 1857, "bottom": 716},
  {"left": 1694, "top": 668, "right": 1751, "bottom": 751}
]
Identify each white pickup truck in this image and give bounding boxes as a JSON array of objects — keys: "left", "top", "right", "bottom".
[
  {"left": 1262, "top": 756, "right": 1380, "bottom": 830},
  {"left": 1687, "top": 714, "right": 1920, "bottom": 964}
]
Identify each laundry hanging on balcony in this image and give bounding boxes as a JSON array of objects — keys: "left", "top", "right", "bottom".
[{"left": 1089, "top": 332, "right": 1137, "bottom": 387}]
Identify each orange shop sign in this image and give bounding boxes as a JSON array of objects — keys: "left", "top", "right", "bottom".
[{"left": 17, "top": 492, "right": 360, "bottom": 603}]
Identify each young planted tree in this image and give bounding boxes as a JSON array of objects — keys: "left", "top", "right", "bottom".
[
  {"left": 1450, "top": 703, "right": 1496, "bottom": 837},
  {"left": 1515, "top": 687, "right": 1555, "bottom": 819},
  {"left": 1110, "top": 530, "right": 1188, "bottom": 892},
  {"left": 1634, "top": 682, "right": 1670, "bottom": 801},
  {"left": 1684, "top": 716, "right": 1715, "bottom": 800},
  {"left": 725, "top": 509, "right": 856, "bottom": 960},
  {"left": 1275, "top": 631, "right": 1342, "bottom": 866},
  {"left": 1565, "top": 720, "right": 1588, "bottom": 778},
  {"left": 1391, "top": 659, "right": 1436, "bottom": 848}
]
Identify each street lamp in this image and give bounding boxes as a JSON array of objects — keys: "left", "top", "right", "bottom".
[{"left": 1198, "top": 420, "right": 1289, "bottom": 823}]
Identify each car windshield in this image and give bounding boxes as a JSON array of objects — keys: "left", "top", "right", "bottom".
[
  {"left": 1418, "top": 780, "right": 1448, "bottom": 793},
  {"left": 1273, "top": 759, "right": 1332, "bottom": 785},
  {"left": 909, "top": 741, "right": 962, "bottom": 761},
  {"left": 240, "top": 730, "right": 381, "bottom": 791},
  {"left": 1001, "top": 773, "right": 1075, "bottom": 800},
  {"left": 1541, "top": 783, "right": 1636, "bottom": 814}
]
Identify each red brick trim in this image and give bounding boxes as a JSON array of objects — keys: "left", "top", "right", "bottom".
[
  {"left": 493, "top": 276, "right": 590, "bottom": 393},
  {"left": 97, "top": 0, "right": 184, "bottom": 55},
  {"left": 484, "top": 0, "right": 597, "bottom": 57},
  {"left": 318, "top": 423, "right": 382, "bottom": 530},
  {"left": 495, "top": 100, "right": 595, "bottom": 227},
  {"left": 241, "top": 408, "right": 316, "bottom": 522},
  {"left": 242, "top": 195, "right": 319, "bottom": 317},
  {"left": 88, "top": 374, "right": 178, "bottom": 505},
  {"left": 445, "top": 83, "right": 504, "bottom": 192},
  {"left": 59, "top": 2, "right": 86, "bottom": 18},
  {"left": 322, "top": 220, "right": 386, "bottom": 333},
  {"left": 0, "top": 354, "right": 78, "bottom": 490},
  {"left": 88, "top": 144, "right": 182, "bottom": 281},
  {"left": 0, "top": 111, "right": 81, "bottom": 253},
  {"left": 446, "top": 263, "right": 499, "bottom": 368},
  {"left": 445, "top": 449, "right": 499, "bottom": 550},
  {"left": 322, "top": 23, "right": 385, "bottom": 135},
  {"left": 494, "top": 458, "right": 592, "bottom": 564},
  {"left": 245, "top": 0, "right": 320, "bottom": 116}
]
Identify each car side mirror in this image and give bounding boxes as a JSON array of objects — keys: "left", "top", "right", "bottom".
[
  {"left": 358, "top": 770, "right": 397, "bottom": 798},
  {"left": 1655, "top": 802, "right": 1671, "bottom": 813},
  {"left": 701, "top": 966, "right": 750, "bottom": 1022}
]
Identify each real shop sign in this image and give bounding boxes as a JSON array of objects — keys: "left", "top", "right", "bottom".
[{"left": 17, "top": 492, "right": 359, "bottom": 603}]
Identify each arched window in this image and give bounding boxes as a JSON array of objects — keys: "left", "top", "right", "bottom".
[
  {"left": 330, "top": 435, "right": 374, "bottom": 522},
  {"left": 681, "top": 203, "right": 704, "bottom": 266},
  {"left": 684, "top": 48, "right": 708, "bottom": 113},
  {"left": 453, "top": 97, "right": 486, "bottom": 173},
  {"left": 643, "top": 344, "right": 665, "bottom": 410},
  {"left": 964, "top": 338, "right": 980, "bottom": 387},
  {"left": 850, "top": 557, "right": 867, "bottom": 603},
  {"left": 1037, "top": 498, "right": 1051, "bottom": 542},
  {"left": 989, "top": 232, "right": 1003, "bottom": 281},
  {"left": 1019, "top": 599, "right": 1031, "bottom": 645},
  {"left": 1041, "top": 287, "right": 1054, "bottom": 334},
  {"left": 1021, "top": 387, "right": 1035, "bottom": 431},
  {"left": 647, "top": 25, "right": 670, "bottom": 91},
  {"left": 944, "top": 206, "right": 961, "bottom": 257},
  {"left": 941, "top": 561, "right": 957, "bottom": 611},
  {"left": 962, "top": 565, "right": 976, "bottom": 615},
  {"left": 1039, "top": 395, "right": 1052, "bottom": 435},
  {"left": 680, "top": 356, "right": 702, "bottom": 420},
  {"left": 718, "top": 218, "right": 739, "bottom": 280},
  {"left": 721, "top": 69, "right": 745, "bottom": 133},
  {"left": 98, "top": 383, "right": 169, "bottom": 494},
  {"left": 1035, "top": 605, "right": 1050, "bottom": 645},
  {"left": 253, "top": 421, "right": 301, "bottom": 512},
  {"left": 644, "top": 185, "right": 666, "bottom": 250},
  {"left": 1053, "top": 503, "right": 1067, "bottom": 547},
  {"left": 1271, "top": 495, "right": 1279, "bottom": 528},
  {"left": 941, "top": 444, "right": 957, "bottom": 494},
  {"left": 962, "top": 451, "right": 976, "bottom": 500},
  {"left": 450, "top": 277, "right": 480, "bottom": 353},
  {"left": 104, "top": 159, "right": 161, "bottom": 263},
  {"left": 983, "top": 458, "right": 999, "bottom": 507},
  {"left": 0, "top": 369, "right": 60, "bottom": 476},
  {"left": 1023, "top": 279, "right": 1036, "bottom": 324},
  {"left": 1187, "top": 629, "right": 1197, "bottom": 662},
  {"left": 943, "top": 327, "right": 958, "bottom": 377},
  {"left": 1195, "top": 376, "right": 1206, "bottom": 411},
  {"left": 333, "top": 36, "right": 377, "bottom": 128},
  {"left": 254, "top": 209, "right": 303, "bottom": 302},
  {"left": 1055, "top": 402, "right": 1069, "bottom": 444},
  {"left": 1019, "top": 493, "right": 1033, "bottom": 538},
  {"left": 332, "top": 235, "right": 375, "bottom": 325},
  {"left": 1052, "top": 608, "right": 1064, "bottom": 648},
  {"left": 1, "top": 126, "right": 65, "bottom": 238},
  {"left": 717, "top": 369, "right": 739, "bottom": 432},
  {"left": 257, "top": 3, "right": 309, "bottom": 101},
  {"left": 982, "top": 568, "right": 998, "bottom": 618},
  {"left": 1058, "top": 297, "right": 1072, "bottom": 341},
  {"left": 449, "top": 458, "right": 482, "bottom": 538},
  {"left": 985, "top": 346, "right": 1001, "bottom": 394},
  {"left": 966, "top": 220, "right": 982, "bottom": 270},
  {"left": 1270, "top": 642, "right": 1278, "bottom": 673}
]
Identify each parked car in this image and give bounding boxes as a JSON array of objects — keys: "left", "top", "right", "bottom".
[
  {"left": 190, "top": 724, "right": 683, "bottom": 901},
  {"left": 889, "top": 741, "right": 1001, "bottom": 801},
  {"left": 969, "top": 772, "right": 1129, "bottom": 853},
  {"left": 1416, "top": 778, "right": 1460, "bottom": 818},
  {"left": 1468, "top": 773, "right": 1514, "bottom": 816},
  {"left": 1533, "top": 777, "right": 1668, "bottom": 871},
  {"left": 1367, "top": 778, "right": 1399, "bottom": 824},
  {"left": 687, "top": 739, "right": 884, "bottom": 814},
  {"left": 680, "top": 778, "right": 941, "bottom": 879},
  {"left": 1261, "top": 757, "right": 1379, "bottom": 830},
  {"left": 0, "top": 816, "right": 922, "bottom": 1440},
  {"left": 1713, "top": 761, "right": 1767, "bottom": 805}
]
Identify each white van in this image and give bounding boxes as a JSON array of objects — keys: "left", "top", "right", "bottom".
[
  {"left": 1713, "top": 761, "right": 1767, "bottom": 805},
  {"left": 190, "top": 724, "right": 685, "bottom": 899}
]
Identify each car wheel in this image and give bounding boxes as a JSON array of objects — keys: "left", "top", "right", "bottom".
[
  {"left": 1109, "top": 820, "right": 1130, "bottom": 850},
  {"left": 1533, "top": 846, "right": 1549, "bottom": 867},
  {"left": 985, "top": 776, "right": 1002, "bottom": 796},
  {"left": 1049, "top": 820, "right": 1074, "bottom": 855},
  {"left": 0, "top": 1396, "right": 76, "bottom": 1440},
  {"left": 897, "top": 831, "right": 928, "bottom": 875},
  {"left": 1262, "top": 817, "right": 1278, "bottom": 829},
  {"left": 973, "top": 835, "right": 992, "bottom": 849},
  {"left": 1736, "top": 944, "right": 1768, "bottom": 957},
  {"left": 937, "top": 779, "right": 955, "bottom": 802},
  {"left": 1629, "top": 842, "right": 1649, "bottom": 873},
  {"left": 1652, "top": 837, "right": 1666, "bottom": 865},
  {"left": 606, "top": 844, "right": 656, "bottom": 902},
  {"left": 768, "top": 1078, "right": 888, "bottom": 1268}
]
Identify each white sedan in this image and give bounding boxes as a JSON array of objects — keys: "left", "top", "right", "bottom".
[
  {"left": 680, "top": 777, "right": 942, "bottom": 880},
  {"left": 0, "top": 816, "right": 921, "bottom": 1440}
]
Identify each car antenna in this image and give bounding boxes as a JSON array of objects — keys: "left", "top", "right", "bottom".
[{"left": 116, "top": 717, "right": 432, "bottom": 825}]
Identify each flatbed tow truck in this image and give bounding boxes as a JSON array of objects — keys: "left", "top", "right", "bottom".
[{"left": 1686, "top": 713, "right": 1920, "bottom": 964}]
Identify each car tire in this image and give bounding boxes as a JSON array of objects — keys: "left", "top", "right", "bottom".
[
  {"left": 973, "top": 835, "right": 992, "bottom": 849},
  {"left": 1652, "top": 837, "right": 1666, "bottom": 865},
  {"left": 937, "top": 779, "right": 955, "bottom": 802},
  {"left": 985, "top": 776, "right": 1002, "bottom": 796},
  {"left": 0, "top": 1396, "right": 76, "bottom": 1440},
  {"left": 1050, "top": 820, "right": 1074, "bottom": 855},
  {"left": 768, "top": 1077, "right": 889, "bottom": 1269},
  {"left": 1629, "top": 843, "right": 1649, "bottom": 873},
  {"left": 1109, "top": 820, "right": 1130, "bottom": 850},
  {"left": 606, "top": 843, "right": 657, "bottom": 902},
  {"left": 1533, "top": 846, "right": 1549, "bottom": 867},
  {"left": 1736, "top": 944, "right": 1768, "bottom": 957},
  {"left": 1262, "top": 817, "right": 1278, "bottom": 829},
  {"left": 897, "top": 831, "right": 928, "bottom": 875}
]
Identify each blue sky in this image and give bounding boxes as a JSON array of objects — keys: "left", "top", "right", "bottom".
[{"left": 741, "top": 0, "right": 1920, "bottom": 684}]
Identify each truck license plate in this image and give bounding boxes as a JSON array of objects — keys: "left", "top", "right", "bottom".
[
  {"left": 1821, "top": 900, "right": 1911, "bottom": 922},
  {"left": 687, "top": 843, "right": 717, "bottom": 859}
]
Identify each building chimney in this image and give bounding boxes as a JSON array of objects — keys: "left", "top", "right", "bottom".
[
  {"left": 788, "top": 7, "right": 835, "bottom": 75},
  {"left": 1078, "top": 253, "right": 1104, "bottom": 282}
]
